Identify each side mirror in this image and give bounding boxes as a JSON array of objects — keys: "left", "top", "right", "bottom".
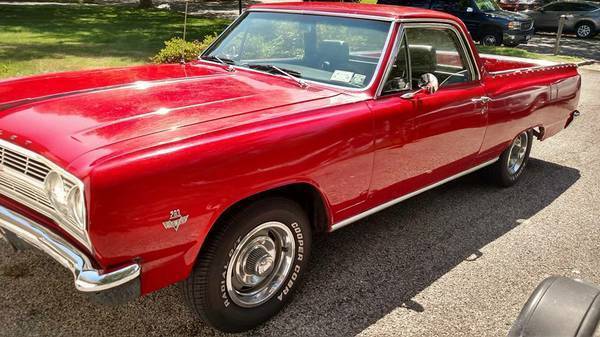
[
  {"left": 466, "top": 7, "right": 474, "bottom": 12},
  {"left": 401, "top": 73, "right": 439, "bottom": 99}
]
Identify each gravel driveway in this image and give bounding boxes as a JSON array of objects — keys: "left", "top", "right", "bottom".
[{"left": 1, "top": 66, "right": 600, "bottom": 337}]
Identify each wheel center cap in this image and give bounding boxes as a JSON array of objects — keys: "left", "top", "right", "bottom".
[{"left": 255, "top": 255, "right": 274, "bottom": 276}]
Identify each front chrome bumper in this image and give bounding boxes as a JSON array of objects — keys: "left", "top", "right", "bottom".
[{"left": 0, "top": 205, "right": 140, "bottom": 295}]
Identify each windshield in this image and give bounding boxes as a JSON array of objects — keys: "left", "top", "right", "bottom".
[
  {"left": 203, "top": 12, "right": 392, "bottom": 89},
  {"left": 474, "top": 0, "right": 501, "bottom": 11}
]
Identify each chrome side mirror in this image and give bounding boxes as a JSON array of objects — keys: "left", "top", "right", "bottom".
[
  {"left": 401, "top": 73, "right": 439, "bottom": 99},
  {"left": 466, "top": 6, "right": 474, "bottom": 12}
]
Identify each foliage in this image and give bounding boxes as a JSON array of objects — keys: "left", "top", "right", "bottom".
[
  {"left": 0, "top": 5, "right": 229, "bottom": 78},
  {"left": 151, "top": 35, "right": 217, "bottom": 64}
]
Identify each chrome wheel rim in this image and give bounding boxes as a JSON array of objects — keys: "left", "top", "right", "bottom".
[
  {"left": 226, "top": 221, "right": 295, "bottom": 308},
  {"left": 507, "top": 132, "right": 528, "bottom": 175},
  {"left": 577, "top": 25, "right": 591, "bottom": 37},
  {"left": 483, "top": 35, "right": 497, "bottom": 46}
]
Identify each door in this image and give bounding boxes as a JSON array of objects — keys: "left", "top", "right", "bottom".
[
  {"left": 536, "top": 2, "right": 567, "bottom": 30},
  {"left": 367, "top": 24, "right": 488, "bottom": 206}
]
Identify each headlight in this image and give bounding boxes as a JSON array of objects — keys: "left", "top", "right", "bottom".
[
  {"left": 44, "top": 171, "right": 69, "bottom": 215},
  {"left": 44, "top": 171, "right": 86, "bottom": 231},
  {"left": 508, "top": 21, "right": 521, "bottom": 30},
  {"left": 67, "top": 186, "right": 86, "bottom": 229}
]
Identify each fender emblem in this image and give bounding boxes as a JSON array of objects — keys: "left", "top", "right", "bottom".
[{"left": 162, "top": 209, "right": 189, "bottom": 232}]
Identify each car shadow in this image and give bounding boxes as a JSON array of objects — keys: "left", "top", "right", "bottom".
[
  {"left": 254, "top": 158, "right": 581, "bottom": 336},
  {"left": 0, "top": 158, "right": 580, "bottom": 337}
]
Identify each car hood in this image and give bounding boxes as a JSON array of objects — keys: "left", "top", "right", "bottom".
[
  {"left": 0, "top": 63, "right": 341, "bottom": 168},
  {"left": 486, "top": 10, "right": 531, "bottom": 21}
]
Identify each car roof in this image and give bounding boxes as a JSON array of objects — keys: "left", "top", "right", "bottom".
[{"left": 248, "top": 2, "right": 461, "bottom": 22}]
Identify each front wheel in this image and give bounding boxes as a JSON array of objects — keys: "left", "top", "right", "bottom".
[
  {"left": 485, "top": 130, "right": 533, "bottom": 187},
  {"left": 481, "top": 31, "right": 502, "bottom": 46},
  {"left": 183, "top": 197, "right": 312, "bottom": 333}
]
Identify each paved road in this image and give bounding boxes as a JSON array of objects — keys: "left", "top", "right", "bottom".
[
  {"left": 521, "top": 33, "right": 600, "bottom": 61},
  {"left": 1, "top": 66, "right": 600, "bottom": 337}
]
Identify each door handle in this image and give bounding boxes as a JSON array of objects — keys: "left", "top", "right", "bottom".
[{"left": 472, "top": 96, "right": 492, "bottom": 104}]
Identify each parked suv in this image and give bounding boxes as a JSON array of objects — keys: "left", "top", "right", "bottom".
[
  {"left": 525, "top": 1, "right": 600, "bottom": 38},
  {"left": 378, "top": 0, "right": 535, "bottom": 46}
]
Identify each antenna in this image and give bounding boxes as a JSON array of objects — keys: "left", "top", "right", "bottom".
[
  {"left": 183, "top": 0, "right": 189, "bottom": 41},
  {"left": 181, "top": 0, "right": 189, "bottom": 64}
]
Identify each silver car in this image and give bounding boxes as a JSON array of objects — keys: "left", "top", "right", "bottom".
[{"left": 525, "top": 0, "right": 600, "bottom": 38}]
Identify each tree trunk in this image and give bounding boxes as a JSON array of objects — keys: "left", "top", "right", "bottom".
[{"left": 139, "top": 0, "right": 152, "bottom": 8}]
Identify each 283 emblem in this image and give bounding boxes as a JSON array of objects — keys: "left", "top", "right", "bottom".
[{"left": 162, "top": 209, "right": 189, "bottom": 231}]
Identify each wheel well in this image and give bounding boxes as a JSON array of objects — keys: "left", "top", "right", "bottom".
[
  {"left": 576, "top": 20, "right": 596, "bottom": 30},
  {"left": 479, "top": 25, "right": 503, "bottom": 43},
  {"left": 215, "top": 183, "right": 331, "bottom": 235},
  {"left": 532, "top": 126, "right": 544, "bottom": 140}
]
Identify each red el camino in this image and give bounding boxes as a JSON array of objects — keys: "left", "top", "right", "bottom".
[{"left": 0, "top": 2, "right": 580, "bottom": 333}]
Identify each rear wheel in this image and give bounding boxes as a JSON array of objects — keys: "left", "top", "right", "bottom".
[
  {"left": 485, "top": 130, "right": 533, "bottom": 187},
  {"left": 576, "top": 22, "right": 595, "bottom": 38},
  {"left": 183, "top": 197, "right": 312, "bottom": 333}
]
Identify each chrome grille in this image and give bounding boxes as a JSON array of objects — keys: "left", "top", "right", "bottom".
[
  {"left": 0, "top": 174, "right": 53, "bottom": 208},
  {"left": 522, "top": 20, "right": 533, "bottom": 30},
  {"left": 0, "top": 143, "right": 75, "bottom": 218},
  {"left": 0, "top": 140, "right": 90, "bottom": 250},
  {"left": 0, "top": 147, "right": 51, "bottom": 182}
]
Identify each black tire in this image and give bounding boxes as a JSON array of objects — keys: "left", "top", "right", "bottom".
[
  {"left": 183, "top": 197, "right": 312, "bottom": 333},
  {"left": 485, "top": 130, "right": 533, "bottom": 187},
  {"left": 481, "top": 30, "right": 502, "bottom": 46},
  {"left": 575, "top": 22, "right": 596, "bottom": 39}
]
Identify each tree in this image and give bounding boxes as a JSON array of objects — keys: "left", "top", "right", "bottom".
[{"left": 139, "top": 0, "right": 152, "bottom": 8}]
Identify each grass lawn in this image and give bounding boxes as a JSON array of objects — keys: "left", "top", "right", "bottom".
[
  {"left": 477, "top": 45, "right": 583, "bottom": 63},
  {"left": 0, "top": 5, "right": 229, "bottom": 79},
  {"left": 0, "top": 4, "right": 584, "bottom": 80}
]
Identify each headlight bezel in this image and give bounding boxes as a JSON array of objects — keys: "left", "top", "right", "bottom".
[
  {"left": 43, "top": 169, "right": 89, "bottom": 248},
  {"left": 508, "top": 21, "right": 522, "bottom": 30}
]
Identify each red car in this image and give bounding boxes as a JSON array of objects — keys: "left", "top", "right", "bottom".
[{"left": 0, "top": 2, "right": 580, "bottom": 333}]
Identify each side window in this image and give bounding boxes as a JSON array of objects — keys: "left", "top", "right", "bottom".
[
  {"left": 405, "top": 27, "right": 473, "bottom": 88},
  {"left": 381, "top": 37, "right": 410, "bottom": 95},
  {"left": 544, "top": 3, "right": 564, "bottom": 11}
]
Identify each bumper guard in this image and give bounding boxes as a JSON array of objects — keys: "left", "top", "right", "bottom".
[{"left": 0, "top": 205, "right": 141, "bottom": 297}]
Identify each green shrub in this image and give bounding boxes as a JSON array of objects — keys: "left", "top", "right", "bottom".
[{"left": 152, "top": 34, "right": 217, "bottom": 64}]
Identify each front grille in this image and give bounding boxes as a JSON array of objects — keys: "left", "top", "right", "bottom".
[
  {"left": 0, "top": 142, "right": 75, "bottom": 221},
  {"left": 0, "top": 147, "right": 51, "bottom": 182}
]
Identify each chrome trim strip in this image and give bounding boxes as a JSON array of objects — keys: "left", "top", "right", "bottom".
[
  {"left": 0, "top": 138, "right": 91, "bottom": 251},
  {"left": 200, "top": 10, "right": 395, "bottom": 93},
  {"left": 0, "top": 205, "right": 140, "bottom": 292},
  {"left": 375, "top": 22, "right": 405, "bottom": 97},
  {"left": 331, "top": 158, "right": 498, "bottom": 231}
]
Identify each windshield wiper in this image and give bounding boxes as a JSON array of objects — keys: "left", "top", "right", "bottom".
[
  {"left": 200, "top": 55, "right": 236, "bottom": 71},
  {"left": 243, "top": 64, "right": 307, "bottom": 88}
]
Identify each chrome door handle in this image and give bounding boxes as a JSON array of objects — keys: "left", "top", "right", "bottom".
[{"left": 472, "top": 96, "right": 492, "bottom": 104}]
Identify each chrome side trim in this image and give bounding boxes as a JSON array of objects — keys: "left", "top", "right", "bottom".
[
  {"left": 331, "top": 158, "right": 498, "bottom": 231},
  {"left": 0, "top": 205, "right": 140, "bottom": 292},
  {"left": 200, "top": 10, "right": 395, "bottom": 93}
]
